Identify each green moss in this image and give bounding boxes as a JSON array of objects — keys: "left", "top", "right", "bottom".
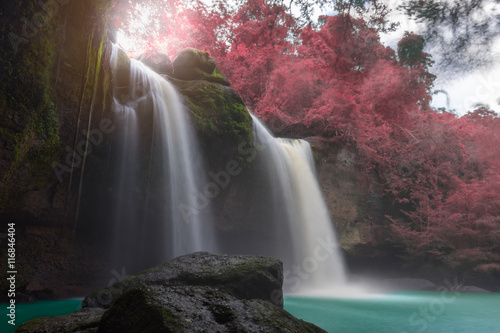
[
  {"left": 16, "top": 317, "right": 59, "bottom": 332},
  {"left": 102, "top": 69, "right": 111, "bottom": 110},
  {"left": 87, "top": 34, "right": 105, "bottom": 114},
  {"left": 0, "top": 0, "right": 114, "bottom": 212},
  {"left": 201, "top": 67, "right": 224, "bottom": 82},
  {"left": 222, "top": 102, "right": 253, "bottom": 143},
  {"left": 180, "top": 82, "right": 253, "bottom": 144},
  {"left": 99, "top": 288, "right": 186, "bottom": 333},
  {"left": 0, "top": 7, "right": 62, "bottom": 208}
]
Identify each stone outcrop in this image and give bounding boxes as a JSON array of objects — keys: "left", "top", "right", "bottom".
[
  {"left": 137, "top": 51, "right": 173, "bottom": 76},
  {"left": 17, "top": 252, "right": 327, "bottom": 333},
  {"left": 171, "top": 48, "right": 230, "bottom": 86}
]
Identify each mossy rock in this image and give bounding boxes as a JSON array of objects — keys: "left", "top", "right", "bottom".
[
  {"left": 15, "top": 308, "right": 105, "bottom": 333},
  {"left": 92, "top": 252, "right": 325, "bottom": 332},
  {"left": 171, "top": 79, "right": 253, "bottom": 144},
  {"left": 82, "top": 252, "right": 283, "bottom": 309},
  {"left": 98, "top": 285, "right": 325, "bottom": 333},
  {"left": 98, "top": 288, "right": 184, "bottom": 333},
  {"left": 21, "top": 253, "right": 326, "bottom": 332},
  {"left": 172, "top": 48, "right": 230, "bottom": 86},
  {"left": 0, "top": 3, "right": 64, "bottom": 219},
  {"left": 168, "top": 49, "right": 252, "bottom": 147}
]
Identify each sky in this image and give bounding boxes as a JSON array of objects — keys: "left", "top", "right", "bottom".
[{"left": 378, "top": 0, "right": 500, "bottom": 116}]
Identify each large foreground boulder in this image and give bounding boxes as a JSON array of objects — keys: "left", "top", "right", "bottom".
[{"left": 16, "top": 252, "right": 326, "bottom": 333}]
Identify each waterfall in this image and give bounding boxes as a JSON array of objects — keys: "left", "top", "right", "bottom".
[
  {"left": 106, "top": 44, "right": 345, "bottom": 293},
  {"left": 108, "top": 44, "right": 216, "bottom": 270},
  {"left": 250, "top": 115, "right": 347, "bottom": 293}
]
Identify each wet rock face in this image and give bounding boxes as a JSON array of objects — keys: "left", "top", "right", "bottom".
[
  {"left": 17, "top": 252, "right": 327, "bottom": 333},
  {"left": 0, "top": 0, "right": 116, "bottom": 298},
  {"left": 137, "top": 51, "right": 173, "bottom": 75}
]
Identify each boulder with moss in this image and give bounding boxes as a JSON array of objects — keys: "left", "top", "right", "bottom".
[
  {"left": 117, "top": 48, "right": 253, "bottom": 160},
  {"left": 81, "top": 252, "right": 284, "bottom": 309},
  {"left": 17, "top": 252, "right": 327, "bottom": 333},
  {"left": 172, "top": 78, "right": 253, "bottom": 144},
  {"left": 171, "top": 48, "right": 230, "bottom": 86},
  {"left": 166, "top": 49, "right": 253, "bottom": 148}
]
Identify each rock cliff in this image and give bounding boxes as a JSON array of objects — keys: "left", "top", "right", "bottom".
[{"left": 0, "top": 0, "right": 115, "bottom": 297}]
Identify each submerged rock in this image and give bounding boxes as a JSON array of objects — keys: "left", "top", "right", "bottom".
[
  {"left": 15, "top": 308, "right": 105, "bottom": 333},
  {"left": 17, "top": 252, "right": 326, "bottom": 333}
]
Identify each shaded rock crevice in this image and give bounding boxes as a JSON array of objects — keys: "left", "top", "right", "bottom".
[{"left": 0, "top": 0, "right": 115, "bottom": 298}]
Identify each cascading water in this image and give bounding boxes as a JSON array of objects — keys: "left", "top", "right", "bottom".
[
  {"left": 250, "top": 115, "right": 347, "bottom": 293},
  {"left": 108, "top": 44, "right": 216, "bottom": 270},
  {"left": 106, "top": 44, "right": 345, "bottom": 293}
]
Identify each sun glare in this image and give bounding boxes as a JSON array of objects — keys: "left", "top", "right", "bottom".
[
  {"left": 116, "top": 30, "right": 134, "bottom": 55},
  {"left": 115, "top": 4, "right": 158, "bottom": 57}
]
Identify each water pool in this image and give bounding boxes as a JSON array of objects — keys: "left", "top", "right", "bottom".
[
  {"left": 1, "top": 299, "right": 82, "bottom": 333},
  {"left": 2, "top": 292, "right": 499, "bottom": 332},
  {"left": 284, "top": 291, "right": 500, "bottom": 333}
]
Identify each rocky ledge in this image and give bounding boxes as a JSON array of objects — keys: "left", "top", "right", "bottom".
[{"left": 16, "top": 252, "right": 326, "bottom": 333}]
